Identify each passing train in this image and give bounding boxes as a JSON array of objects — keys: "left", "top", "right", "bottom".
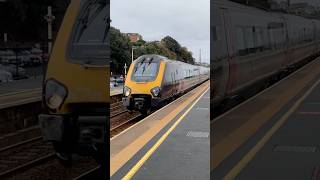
[
  {"left": 39, "top": 0, "right": 109, "bottom": 161},
  {"left": 212, "top": 0, "right": 320, "bottom": 108},
  {"left": 123, "top": 54, "right": 209, "bottom": 114}
]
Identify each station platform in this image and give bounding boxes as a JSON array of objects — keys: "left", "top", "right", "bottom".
[
  {"left": 0, "top": 77, "right": 42, "bottom": 94},
  {"left": 110, "top": 85, "right": 123, "bottom": 96},
  {"left": 211, "top": 57, "right": 320, "bottom": 179},
  {"left": 110, "top": 81, "right": 209, "bottom": 179}
]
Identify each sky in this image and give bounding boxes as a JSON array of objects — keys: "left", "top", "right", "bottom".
[{"left": 111, "top": 0, "right": 210, "bottom": 64}]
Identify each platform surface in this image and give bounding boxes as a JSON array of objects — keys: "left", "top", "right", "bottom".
[
  {"left": 212, "top": 58, "right": 320, "bottom": 179},
  {"left": 110, "top": 85, "right": 123, "bottom": 96},
  {"left": 0, "top": 77, "right": 42, "bottom": 94},
  {"left": 110, "top": 81, "right": 209, "bottom": 179},
  {"left": 237, "top": 77, "right": 320, "bottom": 180}
]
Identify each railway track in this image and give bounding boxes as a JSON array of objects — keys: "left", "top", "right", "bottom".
[
  {"left": 0, "top": 90, "right": 124, "bottom": 179},
  {"left": 110, "top": 111, "right": 142, "bottom": 138},
  {"left": 0, "top": 135, "right": 98, "bottom": 179},
  {"left": 0, "top": 136, "right": 55, "bottom": 179},
  {"left": 110, "top": 99, "right": 143, "bottom": 137},
  {"left": 109, "top": 94, "right": 145, "bottom": 137},
  {"left": 73, "top": 166, "right": 101, "bottom": 180}
]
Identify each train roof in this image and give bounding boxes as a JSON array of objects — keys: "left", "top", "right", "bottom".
[
  {"left": 214, "top": 0, "right": 320, "bottom": 23},
  {"left": 135, "top": 54, "right": 168, "bottom": 63},
  {"left": 134, "top": 54, "right": 209, "bottom": 69}
]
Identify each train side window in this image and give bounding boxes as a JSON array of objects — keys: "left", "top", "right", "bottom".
[
  {"left": 236, "top": 27, "right": 246, "bottom": 56},
  {"left": 255, "top": 27, "right": 263, "bottom": 52},
  {"left": 245, "top": 27, "right": 254, "bottom": 54},
  {"left": 268, "top": 28, "right": 275, "bottom": 50},
  {"left": 212, "top": 26, "right": 218, "bottom": 41}
]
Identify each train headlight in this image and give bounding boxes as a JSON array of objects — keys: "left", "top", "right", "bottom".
[
  {"left": 124, "top": 86, "right": 131, "bottom": 97},
  {"left": 44, "top": 79, "right": 68, "bottom": 110},
  {"left": 150, "top": 86, "right": 161, "bottom": 97}
]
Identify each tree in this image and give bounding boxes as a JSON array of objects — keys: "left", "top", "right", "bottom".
[
  {"left": 160, "top": 36, "right": 195, "bottom": 64},
  {"left": 110, "top": 27, "right": 131, "bottom": 75},
  {"left": 109, "top": 27, "right": 196, "bottom": 74},
  {"left": 0, "top": 0, "right": 69, "bottom": 43},
  {"left": 180, "top": 47, "right": 194, "bottom": 64},
  {"left": 133, "top": 39, "right": 146, "bottom": 46},
  {"left": 161, "top": 36, "right": 182, "bottom": 55}
]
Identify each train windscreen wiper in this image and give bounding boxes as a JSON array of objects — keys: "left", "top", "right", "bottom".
[
  {"left": 77, "top": 0, "right": 105, "bottom": 42},
  {"left": 148, "top": 57, "right": 154, "bottom": 65}
]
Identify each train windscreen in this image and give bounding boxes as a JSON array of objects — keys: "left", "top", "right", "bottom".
[
  {"left": 68, "top": 0, "right": 109, "bottom": 65},
  {"left": 131, "top": 62, "right": 160, "bottom": 82}
]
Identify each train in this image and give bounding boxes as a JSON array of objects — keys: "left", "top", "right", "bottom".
[
  {"left": 212, "top": 0, "right": 320, "bottom": 108},
  {"left": 39, "top": 0, "right": 109, "bottom": 161},
  {"left": 123, "top": 54, "right": 209, "bottom": 114}
]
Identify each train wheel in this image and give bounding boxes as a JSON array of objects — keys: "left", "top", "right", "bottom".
[
  {"left": 92, "top": 144, "right": 104, "bottom": 164},
  {"left": 141, "top": 109, "right": 151, "bottom": 116},
  {"left": 52, "top": 142, "right": 73, "bottom": 166}
]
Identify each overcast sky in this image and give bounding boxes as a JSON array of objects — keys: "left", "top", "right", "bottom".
[{"left": 111, "top": 0, "right": 210, "bottom": 64}]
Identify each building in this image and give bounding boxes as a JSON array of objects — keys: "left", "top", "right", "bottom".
[{"left": 126, "top": 33, "right": 142, "bottom": 43}]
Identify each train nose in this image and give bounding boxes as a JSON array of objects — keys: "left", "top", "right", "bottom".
[{"left": 134, "top": 98, "right": 145, "bottom": 110}]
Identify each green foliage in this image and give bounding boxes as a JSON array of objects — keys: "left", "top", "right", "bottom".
[
  {"left": 180, "top": 47, "right": 194, "bottom": 64},
  {"left": 161, "top": 36, "right": 182, "bottom": 55},
  {"left": 133, "top": 41, "right": 176, "bottom": 60},
  {"left": 161, "top": 36, "right": 194, "bottom": 64},
  {"left": 110, "top": 29, "right": 195, "bottom": 75},
  {"left": 133, "top": 39, "right": 146, "bottom": 46},
  {"left": 110, "top": 27, "right": 131, "bottom": 75},
  {"left": 0, "top": 0, "right": 69, "bottom": 42}
]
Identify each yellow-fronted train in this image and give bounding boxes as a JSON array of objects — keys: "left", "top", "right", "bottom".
[{"left": 123, "top": 54, "right": 209, "bottom": 115}]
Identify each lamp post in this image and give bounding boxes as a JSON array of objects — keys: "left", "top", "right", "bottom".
[
  {"left": 131, "top": 46, "right": 138, "bottom": 62},
  {"left": 124, "top": 63, "right": 127, "bottom": 76},
  {"left": 44, "top": 6, "right": 55, "bottom": 54}
]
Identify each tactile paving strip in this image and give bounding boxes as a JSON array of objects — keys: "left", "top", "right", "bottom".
[
  {"left": 273, "top": 145, "right": 317, "bottom": 153},
  {"left": 186, "top": 131, "right": 209, "bottom": 138}
]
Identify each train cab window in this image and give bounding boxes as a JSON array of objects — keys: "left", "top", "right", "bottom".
[
  {"left": 131, "top": 61, "right": 160, "bottom": 82},
  {"left": 68, "top": 0, "right": 109, "bottom": 65}
]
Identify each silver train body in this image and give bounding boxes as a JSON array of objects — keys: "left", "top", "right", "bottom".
[{"left": 212, "top": 0, "right": 320, "bottom": 105}]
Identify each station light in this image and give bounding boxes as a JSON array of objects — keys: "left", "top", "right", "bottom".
[
  {"left": 44, "top": 79, "right": 68, "bottom": 110},
  {"left": 124, "top": 86, "right": 131, "bottom": 97},
  {"left": 150, "top": 86, "right": 161, "bottom": 97}
]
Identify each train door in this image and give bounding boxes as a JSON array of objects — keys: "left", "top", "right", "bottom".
[
  {"left": 170, "top": 65, "right": 176, "bottom": 95},
  {"left": 210, "top": 7, "right": 229, "bottom": 102},
  {"left": 211, "top": 6, "right": 231, "bottom": 103},
  {"left": 221, "top": 8, "right": 236, "bottom": 94}
]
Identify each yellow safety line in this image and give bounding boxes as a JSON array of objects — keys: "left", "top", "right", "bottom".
[
  {"left": 122, "top": 88, "right": 209, "bottom": 180},
  {"left": 223, "top": 78, "right": 320, "bottom": 180}
]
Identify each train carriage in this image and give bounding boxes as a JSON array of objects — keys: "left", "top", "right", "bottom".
[
  {"left": 211, "top": 0, "right": 320, "bottom": 108},
  {"left": 123, "top": 54, "right": 209, "bottom": 114},
  {"left": 39, "top": 0, "right": 109, "bottom": 161}
]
